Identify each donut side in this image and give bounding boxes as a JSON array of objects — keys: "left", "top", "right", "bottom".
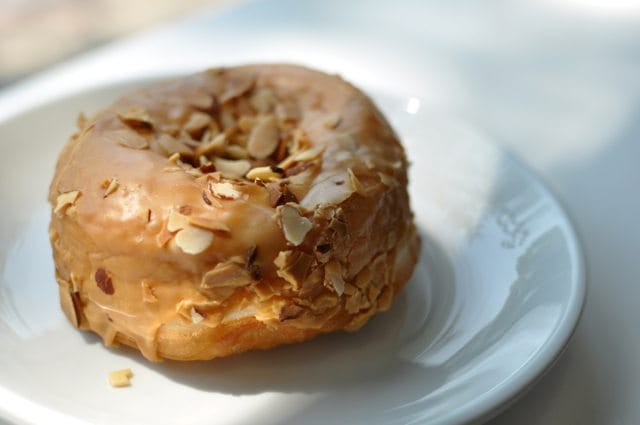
[{"left": 49, "top": 64, "right": 420, "bottom": 361}]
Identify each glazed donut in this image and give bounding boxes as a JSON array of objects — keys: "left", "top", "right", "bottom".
[{"left": 48, "top": 64, "right": 420, "bottom": 361}]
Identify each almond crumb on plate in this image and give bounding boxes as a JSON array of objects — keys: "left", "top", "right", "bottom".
[{"left": 108, "top": 368, "right": 133, "bottom": 387}]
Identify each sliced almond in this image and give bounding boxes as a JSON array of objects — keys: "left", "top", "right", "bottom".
[
  {"left": 167, "top": 152, "right": 181, "bottom": 163},
  {"left": 220, "top": 109, "right": 236, "bottom": 130},
  {"left": 183, "top": 111, "right": 211, "bottom": 137},
  {"left": 54, "top": 191, "right": 81, "bottom": 215},
  {"left": 323, "top": 113, "right": 341, "bottom": 129},
  {"left": 157, "top": 133, "right": 191, "bottom": 156},
  {"left": 188, "top": 216, "right": 231, "bottom": 234},
  {"left": 247, "top": 115, "right": 279, "bottom": 159},
  {"left": 274, "top": 250, "right": 314, "bottom": 289},
  {"left": 347, "top": 168, "right": 364, "bottom": 195},
  {"left": 141, "top": 280, "right": 158, "bottom": 303},
  {"left": 250, "top": 88, "right": 277, "bottom": 113},
  {"left": 174, "top": 225, "right": 213, "bottom": 255},
  {"left": 112, "top": 129, "right": 149, "bottom": 150},
  {"left": 275, "top": 101, "right": 300, "bottom": 122},
  {"left": 219, "top": 75, "right": 254, "bottom": 103},
  {"left": 167, "top": 209, "right": 190, "bottom": 232},
  {"left": 103, "top": 178, "right": 119, "bottom": 198},
  {"left": 287, "top": 168, "right": 315, "bottom": 200},
  {"left": 278, "top": 146, "right": 324, "bottom": 169},
  {"left": 324, "top": 260, "right": 345, "bottom": 296},
  {"left": 237, "top": 116, "right": 257, "bottom": 133},
  {"left": 225, "top": 144, "right": 249, "bottom": 159},
  {"left": 378, "top": 172, "right": 398, "bottom": 188},
  {"left": 210, "top": 181, "right": 242, "bottom": 200},
  {"left": 156, "top": 220, "right": 173, "bottom": 247},
  {"left": 246, "top": 166, "right": 282, "bottom": 182},
  {"left": 108, "top": 369, "right": 133, "bottom": 388},
  {"left": 190, "top": 307, "right": 205, "bottom": 324},
  {"left": 188, "top": 93, "right": 214, "bottom": 110},
  {"left": 212, "top": 158, "right": 251, "bottom": 179},
  {"left": 201, "top": 260, "right": 252, "bottom": 289},
  {"left": 277, "top": 204, "right": 313, "bottom": 246},
  {"left": 196, "top": 133, "right": 226, "bottom": 157},
  {"left": 118, "top": 106, "right": 152, "bottom": 128}
]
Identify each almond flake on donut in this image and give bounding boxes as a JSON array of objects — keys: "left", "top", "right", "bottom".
[
  {"left": 324, "top": 260, "right": 345, "bottom": 296},
  {"left": 323, "top": 113, "right": 341, "bottom": 129},
  {"left": 378, "top": 172, "right": 398, "bottom": 188},
  {"left": 347, "top": 168, "right": 364, "bottom": 195},
  {"left": 173, "top": 225, "right": 213, "bottom": 254},
  {"left": 196, "top": 133, "right": 226, "bottom": 157},
  {"left": 225, "top": 144, "right": 249, "bottom": 160},
  {"left": 250, "top": 88, "right": 277, "bottom": 113},
  {"left": 210, "top": 182, "right": 242, "bottom": 200},
  {"left": 219, "top": 74, "right": 254, "bottom": 103},
  {"left": 212, "top": 158, "right": 251, "bottom": 179},
  {"left": 190, "top": 307, "right": 205, "bottom": 324},
  {"left": 201, "top": 260, "right": 253, "bottom": 289},
  {"left": 157, "top": 134, "right": 191, "bottom": 156},
  {"left": 117, "top": 106, "right": 153, "bottom": 128},
  {"left": 102, "top": 178, "right": 119, "bottom": 198},
  {"left": 141, "top": 281, "right": 158, "bottom": 303},
  {"left": 54, "top": 190, "right": 81, "bottom": 215},
  {"left": 277, "top": 204, "right": 313, "bottom": 246},
  {"left": 167, "top": 209, "right": 190, "bottom": 232},
  {"left": 247, "top": 115, "right": 279, "bottom": 159},
  {"left": 188, "top": 216, "right": 230, "bottom": 234},
  {"left": 246, "top": 166, "right": 282, "bottom": 182},
  {"left": 274, "top": 250, "right": 314, "bottom": 289},
  {"left": 183, "top": 112, "right": 212, "bottom": 137},
  {"left": 112, "top": 129, "right": 149, "bottom": 150}
]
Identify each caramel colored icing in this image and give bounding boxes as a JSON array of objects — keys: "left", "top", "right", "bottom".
[{"left": 49, "top": 64, "right": 420, "bottom": 361}]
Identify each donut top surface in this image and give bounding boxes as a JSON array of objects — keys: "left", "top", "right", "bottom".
[{"left": 49, "top": 65, "right": 415, "bottom": 359}]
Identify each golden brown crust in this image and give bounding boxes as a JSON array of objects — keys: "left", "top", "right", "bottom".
[{"left": 48, "top": 64, "right": 420, "bottom": 361}]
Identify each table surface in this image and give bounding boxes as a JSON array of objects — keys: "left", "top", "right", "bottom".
[{"left": 1, "top": 0, "right": 639, "bottom": 424}]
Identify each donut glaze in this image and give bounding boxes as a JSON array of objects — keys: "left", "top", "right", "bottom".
[{"left": 48, "top": 64, "right": 420, "bottom": 361}]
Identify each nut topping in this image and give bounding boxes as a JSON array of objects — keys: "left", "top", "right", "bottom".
[
  {"left": 112, "top": 129, "right": 149, "bottom": 150},
  {"left": 247, "top": 115, "right": 279, "bottom": 159},
  {"left": 250, "top": 88, "right": 277, "bottom": 113},
  {"left": 157, "top": 133, "right": 191, "bottom": 156},
  {"left": 323, "top": 113, "right": 341, "bottom": 129},
  {"left": 188, "top": 216, "right": 231, "bottom": 234},
  {"left": 274, "top": 250, "right": 314, "bottom": 289},
  {"left": 102, "top": 178, "right": 119, "bottom": 198},
  {"left": 324, "top": 260, "right": 345, "bottom": 296},
  {"left": 378, "top": 172, "right": 398, "bottom": 187},
  {"left": 54, "top": 191, "right": 81, "bottom": 215},
  {"left": 246, "top": 166, "right": 282, "bottom": 182},
  {"left": 277, "top": 204, "right": 313, "bottom": 246},
  {"left": 212, "top": 158, "right": 251, "bottom": 179},
  {"left": 190, "top": 307, "right": 205, "bottom": 324},
  {"left": 174, "top": 225, "right": 214, "bottom": 254},
  {"left": 183, "top": 112, "right": 212, "bottom": 138},
  {"left": 108, "top": 369, "right": 133, "bottom": 388},
  {"left": 118, "top": 106, "right": 152, "bottom": 128},
  {"left": 210, "top": 181, "right": 242, "bottom": 200},
  {"left": 201, "top": 260, "right": 253, "bottom": 289},
  {"left": 347, "top": 168, "right": 363, "bottom": 195},
  {"left": 195, "top": 133, "right": 226, "bottom": 157},
  {"left": 167, "top": 209, "right": 190, "bottom": 232}
]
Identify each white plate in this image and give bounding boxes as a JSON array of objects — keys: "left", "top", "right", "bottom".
[{"left": 0, "top": 79, "right": 585, "bottom": 425}]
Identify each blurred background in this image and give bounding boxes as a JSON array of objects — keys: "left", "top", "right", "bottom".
[{"left": 0, "top": 0, "right": 231, "bottom": 87}]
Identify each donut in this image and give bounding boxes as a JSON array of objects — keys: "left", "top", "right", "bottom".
[{"left": 48, "top": 64, "right": 420, "bottom": 361}]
